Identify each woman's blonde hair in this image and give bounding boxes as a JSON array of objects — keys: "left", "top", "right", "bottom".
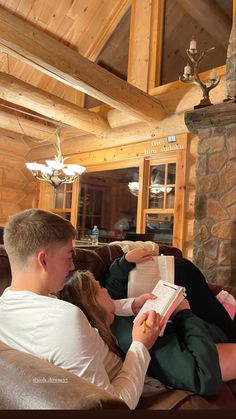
[{"left": 58, "top": 270, "right": 120, "bottom": 355}]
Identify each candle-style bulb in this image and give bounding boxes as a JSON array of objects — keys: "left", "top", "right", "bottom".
[
  {"left": 189, "top": 39, "right": 197, "bottom": 52},
  {"left": 184, "top": 63, "right": 191, "bottom": 76},
  {"left": 209, "top": 69, "right": 217, "bottom": 81}
]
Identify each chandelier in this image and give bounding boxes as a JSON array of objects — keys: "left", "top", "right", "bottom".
[
  {"left": 25, "top": 129, "right": 86, "bottom": 188},
  {"left": 128, "top": 182, "right": 172, "bottom": 197},
  {"left": 128, "top": 181, "right": 139, "bottom": 197}
]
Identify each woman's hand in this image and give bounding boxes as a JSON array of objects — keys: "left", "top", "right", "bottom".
[
  {"left": 125, "top": 247, "right": 156, "bottom": 264},
  {"left": 131, "top": 293, "right": 157, "bottom": 315},
  {"left": 132, "top": 310, "right": 160, "bottom": 350}
]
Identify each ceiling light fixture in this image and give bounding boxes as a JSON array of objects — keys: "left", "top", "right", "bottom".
[
  {"left": 25, "top": 129, "right": 86, "bottom": 188},
  {"left": 128, "top": 181, "right": 139, "bottom": 197}
]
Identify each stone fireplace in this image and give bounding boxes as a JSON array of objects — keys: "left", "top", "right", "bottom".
[{"left": 185, "top": 101, "right": 236, "bottom": 286}]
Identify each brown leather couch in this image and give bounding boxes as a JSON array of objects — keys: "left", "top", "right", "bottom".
[{"left": 0, "top": 243, "right": 235, "bottom": 410}]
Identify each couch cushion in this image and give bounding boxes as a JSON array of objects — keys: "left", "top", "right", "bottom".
[
  {"left": 72, "top": 243, "right": 182, "bottom": 283},
  {"left": 0, "top": 340, "right": 127, "bottom": 410},
  {"left": 72, "top": 244, "right": 124, "bottom": 283},
  {"left": 1, "top": 340, "right": 234, "bottom": 410}
]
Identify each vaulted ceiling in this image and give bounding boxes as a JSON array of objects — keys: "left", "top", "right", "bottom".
[{"left": 0, "top": 0, "right": 233, "bottom": 157}]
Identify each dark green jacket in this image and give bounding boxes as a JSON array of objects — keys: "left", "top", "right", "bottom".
[
  {"left": 103, "top": 255, "right": 134, "bottom": 299},
  {"left": 105, "top": 256, "right": 225, "bottom": 396}
]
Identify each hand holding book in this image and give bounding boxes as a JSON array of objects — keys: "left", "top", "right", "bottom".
[
  {"left": 134, "top": 280, "right": 187, "bottom": 336},
  {"left": 131, "top": 292, "right": 157, "bottom": 315},
  {"left": 125, "top": 247, "right": 156, "bottom": 264},
  {"left": 132, "top": 310, "right": 161, "bottom": 350}
]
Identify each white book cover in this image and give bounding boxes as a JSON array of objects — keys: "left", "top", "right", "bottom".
[{"left": 128, "top": 255, "right": 174, "bottom": 298}]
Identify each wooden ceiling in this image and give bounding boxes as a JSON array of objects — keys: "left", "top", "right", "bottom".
[
  {"left": 0, "top": 0, "right": 233, "bottom": 157},
  {"left": 0, "top": 0, "right": 133, "bottom": 149}
]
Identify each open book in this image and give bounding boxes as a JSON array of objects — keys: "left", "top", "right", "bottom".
[
  {"left": 135, "top": 280, "right": 186, "bottom": 336},
  {"left": 128, "top": 255, "right": 174, "bottom": 298}
]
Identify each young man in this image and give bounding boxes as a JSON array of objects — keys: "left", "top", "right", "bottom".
[{"left": 0, "top": 209, "right": 160, "bottom": 410}]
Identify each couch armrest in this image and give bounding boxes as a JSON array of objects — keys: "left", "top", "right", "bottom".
[{"left": 0, "top": 341, "right": 127, "bottom": 410}]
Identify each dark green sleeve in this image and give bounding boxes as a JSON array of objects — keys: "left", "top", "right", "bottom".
[
  {"left": 148, "top": 310, "right": 223, "bottom": 396},
  {"left": 103, "top": 256, "right": 135, "bottom": 299},
  {"left": 111, "top": 310, "right": 223, "bottom": 396}
]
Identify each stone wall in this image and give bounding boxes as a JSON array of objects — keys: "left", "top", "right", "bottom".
[{"left": 185, "top": 102, "right": 236, "bottom": 286}]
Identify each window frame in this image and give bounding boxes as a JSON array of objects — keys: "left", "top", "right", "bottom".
[{"left": 38, "top": 141, "right": 187, "bottom": 250}]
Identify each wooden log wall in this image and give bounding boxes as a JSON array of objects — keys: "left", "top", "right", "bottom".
[{"left": 0, "top": 133, "right": 38, "bottom": 225}]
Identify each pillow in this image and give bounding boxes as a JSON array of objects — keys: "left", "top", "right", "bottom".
[
  {"left": 110, "top": 240, "right": 159, "bottom": 254},
  {"left": 72, "top": 244, "right": 124, "bottom": 283}
]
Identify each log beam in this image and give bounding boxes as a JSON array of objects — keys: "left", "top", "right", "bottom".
[
  {"left": 128, "top": 0, "right": 153, "bottom": 92},
  {"left": 26, "top": 112, "right": 188, "bottom": 161},
  {"left": 0, "top": 7, "right": 166, "bottom": 124},
  {"left": 128, "top": 0, "right": 165, "bottom": 91},
  {"left": 0, "top": 72, "right": 109, "bottom": 135},
  {"left": 0, "top": 109, "right": 56, "bottom": 141}
]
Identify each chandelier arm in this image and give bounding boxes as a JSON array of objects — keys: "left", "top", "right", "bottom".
[
  {"left": 26, "top": 127, "right": 86, "bottom": 188},
  {"left": 55, "top": 129, "right": 63, "bottom": 162}
]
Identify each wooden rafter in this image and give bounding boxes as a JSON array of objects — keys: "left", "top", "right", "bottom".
[
  {"left": 0, "top": 6, "right": 166, "bottom": 124},
  {"left": 0, "top": 72, "right": 109, "bottom": 135},
  {"left": 26, "top": 112, "right": 188, "bottom": 161},
  {"left": 0, "top": 109, "right": 56, "bottom": 141}
]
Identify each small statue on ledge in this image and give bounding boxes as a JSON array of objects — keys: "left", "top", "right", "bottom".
[{"left": 179, "top": 39, "right": 221, "bottom": 109}]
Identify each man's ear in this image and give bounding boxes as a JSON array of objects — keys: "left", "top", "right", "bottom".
[{"left": 38, "top": 251, "right": 47, "bottom": 270}]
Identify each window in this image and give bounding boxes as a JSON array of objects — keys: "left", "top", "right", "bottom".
[
  {"left": 144, "top": 161, "right": 177, "bottom": 245},
  {"left": 38, "top": 138, "right": 187, "bottom": 250},
  {"left": 38, "top": 180, "right": 79, "bottom": 227},
  {"left": 77, "top": 167, "right": 139, "bottom": 242},
  {"left": 77, "top": 184, "right": 104, "bottom": 234},
  {"left": 149, "top": 163, "right": 176, "bottom": 209},
  {"left": 161, "top": 0, "right": 232, "bottom": 85},
  {"left": 53, "top": 183, "right": 73, "bottom": 220}
]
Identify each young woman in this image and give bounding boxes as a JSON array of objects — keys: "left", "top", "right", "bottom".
[
  {"left": 103, "top": 247, "right": 236, "bottom": 343},
  {"left": 58, "top": 270, "right": 236, "bottom": 395}
]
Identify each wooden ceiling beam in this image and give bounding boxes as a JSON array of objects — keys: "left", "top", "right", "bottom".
[
  {"left": 0, "top": 109, "right": 56, "bottom": 141},
  {"left": 0, "top": 6, "right": 166, "bottom": 124},
  {"left": 26, "top": 111, "right": 188, "bottom": 161},
  {"left": 0, "top": 72, "right": 109, "bottom": 135},
  {"left": 176, "top": 0, "right": 231, "bottom": 48}
]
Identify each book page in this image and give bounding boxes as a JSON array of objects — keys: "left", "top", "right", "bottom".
[
  {"left": 128, "top": 255, "right": 174, "bottom": 298},
  {"left": 135, "top": 280, "right": 185, "bottom": 336},
  {"left": 135, "top": 280, "right": 181, "bottom": 320}
]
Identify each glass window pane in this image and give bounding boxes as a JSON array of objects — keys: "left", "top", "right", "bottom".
[
  {"left": 65, "top": 192, "right": 72, "bottom": 208},
  {"left": 166, "top": 187, "right": 175, "bottom": 208},
  {"left": 145, "top": 213, "right": 174, "bottom": 245},
  {"left": 161, "top": 0, "right": 232, "bottom": 85},
  {"left": 55, "top": 184, "right": 73, "bottom": 209},
  {"left": 77, "top": 167, "right": 139, "bottom": 242},
  {"left": 66, "top": 183, "right": 72, "bottom": 192},
  {"left": 55, "top": 191, "right": 64, "bottom": 208},
  {"left": 167, "top": 163, "right": 176, "bottom": 184},
  {"left": 150, "top": 165, "right": 165, "bottom": 185},
  {"left": 149, "top": 187, "right": 164, "bottom": 209}
]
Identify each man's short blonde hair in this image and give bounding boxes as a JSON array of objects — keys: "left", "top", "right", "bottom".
[{"left": 4, "top": 208, "right": 77, "bottom": 270}]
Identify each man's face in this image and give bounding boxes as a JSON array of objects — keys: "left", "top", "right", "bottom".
[{"left": 44, "top": 240, "right": 75, "bottom": 293}]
